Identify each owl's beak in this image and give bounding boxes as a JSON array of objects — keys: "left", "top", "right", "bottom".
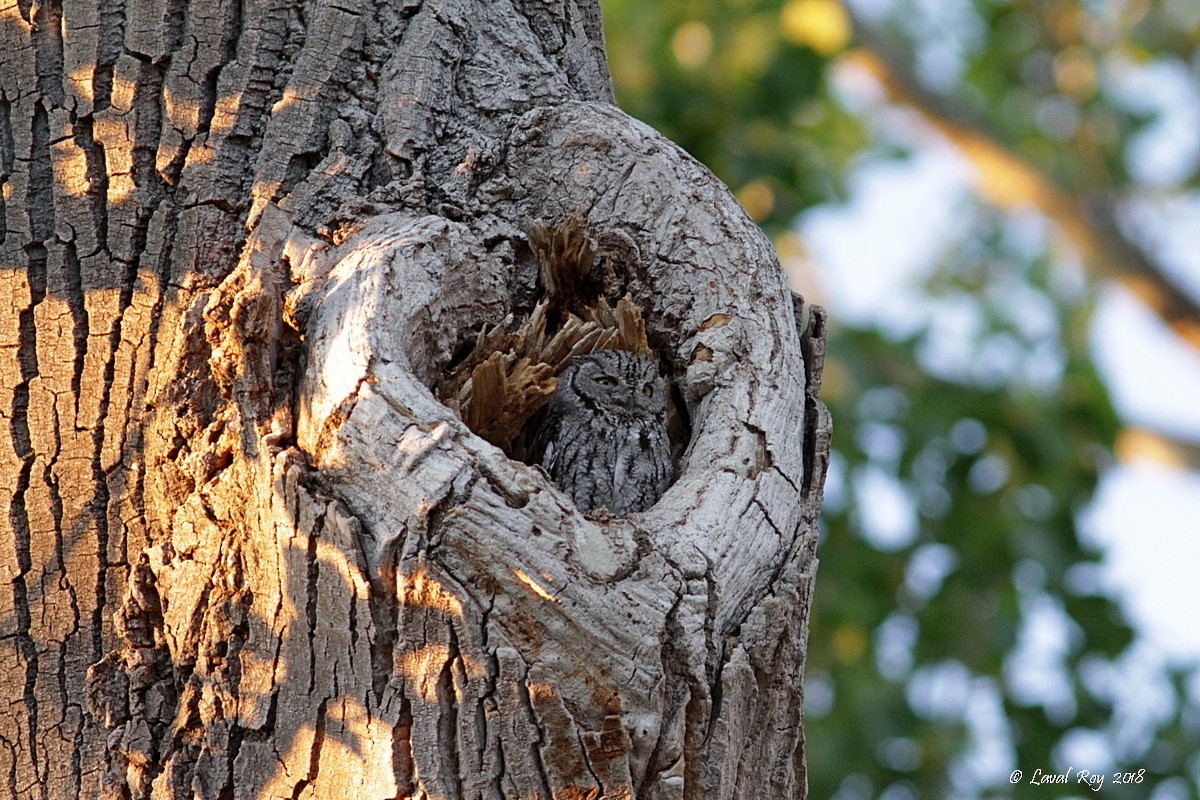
[{"left": 623, "top": 390, "right": 637, "bottom": 410}]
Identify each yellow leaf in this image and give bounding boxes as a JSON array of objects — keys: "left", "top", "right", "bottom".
[
  {"left": 736, "top": 179, "right": 775, "bottom": 221},
  {"left": 672, "top": 21, "right": 713, "bottom": 68},
  {"left": 780, "top": 0, "right": 851, "bottom": 55}
]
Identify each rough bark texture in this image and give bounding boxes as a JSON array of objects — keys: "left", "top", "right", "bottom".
[{"left": 0, "top": 0, "right": 829, "bottom": 798}]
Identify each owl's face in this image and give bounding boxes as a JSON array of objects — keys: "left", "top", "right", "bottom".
[{"left": 566, "top": 350, "right": 666, "bottom": 417}]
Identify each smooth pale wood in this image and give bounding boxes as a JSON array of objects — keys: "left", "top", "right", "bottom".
[{"left": 0, "top": 0, "right": 827, "bottom": 797}]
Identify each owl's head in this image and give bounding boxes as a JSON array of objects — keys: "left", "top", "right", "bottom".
[{"left": 563, "top": 350, "right": 666, "bottom": 417}]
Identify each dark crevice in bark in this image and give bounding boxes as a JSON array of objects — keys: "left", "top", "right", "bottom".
[
  {"left": 63, "top": 237, "right": 91, "bottom": 430},
  {"left": 8, "top": 343, "right": 38, "bottom": 466},
  {"left": 226, "top": 0, "right": 244, "bottom": 62},
  {"left": 8, "top": 93, "right": 57, "bottom": 800},
  {"left": 575, "top": 727, "right": 605, "bottom": 798},
  {"left": 437, "top": 627, "right": 464, "bottom": 799},
  {"left": 0, "top": 95, "right": 12, "bottom": 242},
  {"left": 153, "top": 91, "right": 191, "bottom": 186},
  {"left": 389, "top": 693, "right": 417, "bottom": 799},
  {"left": 191, "top": 0, "right": 244, "bottom": 141},
  {"left": 130, "top": 61, "right": 167, "bottom": 205},
  {"left": 160, "top": 0, "right": 191, "bottom": 60},
  {"left": 93, "top": 0, "right": 128, "bottom": 113},
  {"left": 46, "top": 389, "right": 83, "bottom": 643},
  {"left": 797, "top": 302, "right": 828, "bottom": 499},
  {"left": 135, "top": 662, "right": 180, "bottom": 796},
  {"left": 52, "top": 638, "right": 73, "bottom": 786},
  {"left": 8, "top": 464, "right": 40, "bottom": 798},
  {"left": 701, "top": 553, "right": 722, "bottom": 685},
  {"left": 73, "top": 114, "right": 110, "bottom": 256},
  {"left": 346, "top": 564, "right": 359, "bottom": 655},
  {"left": 493, "top": 739, "right": 509, "bottom": 798},
  {"left": 699, "top": 564, "right": 724, "bottom": 758},
  {"left": 160, "top": 680, "right": 201, "bottom": 797},
  {"left": 28, "top": 104, "right": 54, "bottom": 243},
  {"left": 304, "top": 508, "right": 321, "bottom": 694},
  {"left": 368, "top": 547, "right": 399, "bottom": 702},
  {"left": 471, "top": 597, "right": 498, "bottom": 790},
  {"left": 193, "top": 63, "right": 221, "bottom": 141},
  {"left": 280, "top": 151, "right": 325, "bottom": 198},
  {"left": 31, "top": 0, "right": 65, "bottom": 108},
  {"left": 397, "top": 0, "right": 423, "bottom": 21}
]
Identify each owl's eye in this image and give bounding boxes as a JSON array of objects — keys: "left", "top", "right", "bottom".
[
  {"left": 594, "top": 375, "right": 617, "bottom": 386},
  {"left": 642, "top": 383, "right": 655, "bottom": 397}
]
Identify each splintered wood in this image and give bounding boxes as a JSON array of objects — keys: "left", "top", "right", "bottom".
[
  {"left": 441, "top": 215, "right": 653, "bottom": 452},
  {"left": 527, "top": 212, "right": 615, "bottom": 309}
]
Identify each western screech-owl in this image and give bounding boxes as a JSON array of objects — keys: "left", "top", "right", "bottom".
[{"left": 538, "top": 350, "right": 671, "bottom": 515}]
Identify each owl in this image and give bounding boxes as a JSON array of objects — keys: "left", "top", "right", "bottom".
[{"left": 538, "top": 350, "right": 672, "bottom": 515}]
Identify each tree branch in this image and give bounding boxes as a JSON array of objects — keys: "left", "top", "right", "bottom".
[
  {"left": 846, "top": 15, "right": 1200, "bottom": 353},
  {"left": 1116, "top": 427, "right": 1200, "bottom": 472}
]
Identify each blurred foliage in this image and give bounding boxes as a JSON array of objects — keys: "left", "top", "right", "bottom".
[
  {"left": 602, "top": 0, "right": 867, "bottom": 229},
  {"left": 601, "top": 0, "right": 1200, "bottom": 798}
]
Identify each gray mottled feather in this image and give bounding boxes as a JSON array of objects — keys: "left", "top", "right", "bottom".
[{"left": 539, "top": 350, "right": 671, "bottom": 515}]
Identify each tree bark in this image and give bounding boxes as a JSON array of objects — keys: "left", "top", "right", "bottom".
[{"left": 0, "top": 1, "right": 829, "bottom": 798}]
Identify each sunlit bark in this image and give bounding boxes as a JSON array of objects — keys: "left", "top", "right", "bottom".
[{"left": 0, "top": 1, "right": 826, "bottom": 798}]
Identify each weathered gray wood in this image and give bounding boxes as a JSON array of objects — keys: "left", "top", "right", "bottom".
[{"left": 0, "top": 0, "right": 827, "bottom": 797}]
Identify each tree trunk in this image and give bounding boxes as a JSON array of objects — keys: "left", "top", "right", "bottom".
[{"left": 0, "top": 0, "right": 829, "bottom": 797}]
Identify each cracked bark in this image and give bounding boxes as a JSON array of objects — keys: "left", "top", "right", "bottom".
[{"left": 0, "top": 0, "right": 828, "bottom": 798}]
